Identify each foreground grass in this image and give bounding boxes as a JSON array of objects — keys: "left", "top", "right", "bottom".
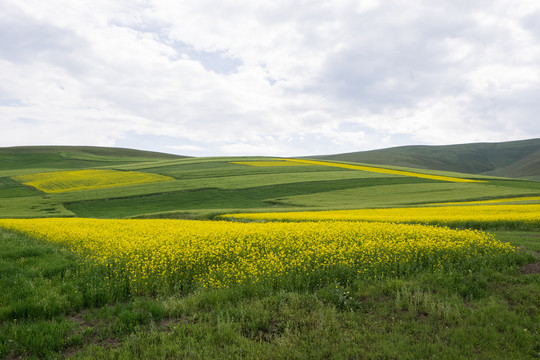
[{"left": 0, "top": 229, "right": 538, "bottom": 359}]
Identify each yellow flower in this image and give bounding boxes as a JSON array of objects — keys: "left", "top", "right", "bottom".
[{"left": 0, "top": 218, "right": 515, "bottom": 292}]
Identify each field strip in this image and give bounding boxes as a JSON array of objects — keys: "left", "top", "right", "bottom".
[
  {"left": 108, "top": 157, "right": 270, "bottom": 170},
  {"left": 280, "top": 159, "right": 483, "bottom": 183},
  {"left": 222, "top": 204, "right": 540, "bottom": 228},
  {"left": 230, "top": 161, "right": 312, "bottom": 167},
  {"left": 430, "top": 196, "right": 540, "bottom": 205},
  {"left": 13, "top": 169, "right": 174, "bottom": 193}
]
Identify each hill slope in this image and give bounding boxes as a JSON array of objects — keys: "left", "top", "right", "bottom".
[
  {"left": 312, "top": 138, "right": 540, "bottom": 179},
  {"left": 0, "top": 145, "right": 187, "bottom": 173},
  {"left": 2, "top": 145, "right": 540, "bottom": 218}
]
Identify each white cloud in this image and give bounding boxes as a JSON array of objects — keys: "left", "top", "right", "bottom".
[{"left": 1, "top": 0, "right": 539, "bottom": 156}]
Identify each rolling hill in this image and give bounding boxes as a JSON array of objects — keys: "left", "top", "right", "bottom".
[
  {"left": 312, "top": 138, "right": 540, "bottom": 180},
  {"left": 0, "top": 145, "right": 186, "bottom": 173},
  {"left": 1, "top": 142, "right": 540, "bottom": 218},
  {"left": 0, "top": 144, "right": 539, "bottom": 360}
]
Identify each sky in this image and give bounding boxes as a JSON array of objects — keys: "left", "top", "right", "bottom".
[{"left": 1, "top": 0, "right": 540, "bottom": 157}]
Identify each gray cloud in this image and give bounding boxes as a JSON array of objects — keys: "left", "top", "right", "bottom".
[
  {"left": 1, "top": 0, "right": 539, "bottom": 156},
  {"left": 522, "top": 11, "right": 540, "bottom": 45},
  {"left": 314, "top": 3, "right": 488, "bottom": 107},
  {"left": 0, "top": 5, "right": 82, "bottom": 63}
]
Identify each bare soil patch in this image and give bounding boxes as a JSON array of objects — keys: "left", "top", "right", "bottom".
[
  {"left": 520, "top": 261, "right": 540, "bottom": 274},
  {"left": 520, "top": 251, "right": 540, "bottom": 274}
]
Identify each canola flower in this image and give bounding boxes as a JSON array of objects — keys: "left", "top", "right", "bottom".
[
  {"left": 279, "top": 159, "right": 483, "bottom": 183},
  {"left": 0, "top": 218, "right": 515, "bottom": 294},
  {"left": 13, "top": 169, "right": 174, "bottom": 193},
  {"left": 223, "top": 204, "right": 540, "bottom": 229}
]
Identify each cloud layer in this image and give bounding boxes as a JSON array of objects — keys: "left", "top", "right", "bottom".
[{"left": 1, "top": 0, "right": 539, "bottom": 156}]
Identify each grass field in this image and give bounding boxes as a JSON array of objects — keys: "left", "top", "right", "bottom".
[
  {"left": 0, "top": 146, "right": 538, "bottom": 359},
  {"left": 1, "top": 150, "right": 537, "bottom": 219}
]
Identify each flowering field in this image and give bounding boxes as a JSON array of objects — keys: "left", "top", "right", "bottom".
[
  {"left": 279, "top": 158, "right": 483, "bottom": 183},
  {"left": 223, "top": 204, "right": 540, "bottom": 229},
  {"left": 0, "top": 218, "right": 516, "bottom": 294},
  {"left": 13, "top": 169, "right": 174, "bottom": 193}
]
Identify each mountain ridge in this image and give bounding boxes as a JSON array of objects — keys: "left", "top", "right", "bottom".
[
  {"left": 310, "top": 138, "right": 540, "bottom": 180},
  {"left": 2, "top": 139, "right": 539, "bottom": 180}
]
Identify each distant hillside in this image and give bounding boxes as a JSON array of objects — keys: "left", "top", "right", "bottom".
[
  {"left": 312, "top": 138, "right": 540, "bottom": 180},
  {"left": 0, "top": 146, "right": 187, "bottom": 171}
]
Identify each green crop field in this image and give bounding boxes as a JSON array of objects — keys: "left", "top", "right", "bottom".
[
  {"left": 0, "top": 145, "right": 538, "bottom": 359},
  {"left": 3, "top": 147, "right": 537, "bottom": 219}
]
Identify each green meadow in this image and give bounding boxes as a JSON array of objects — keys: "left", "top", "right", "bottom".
[
  {"left": 2, "top": 146, "right": 540, "bottom": 219},
  {"left": 0, "top": 145, "right": 538, "bottom": 359}
]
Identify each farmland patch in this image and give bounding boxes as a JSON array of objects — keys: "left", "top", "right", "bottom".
[
  {"left": 230, "top": 161, "right": 312, "bottom": 167},
  {"left": 224, "top": 204, "right": 540, "bottom": 230},
  {"left": 64, "top": 177, "right": 435, "bottom": 217},
  {"left": 281, "top": 159, "right": 484, "bottom": 183},
  {"left": 13, "top": 170, "right": 174, "bottom": 193},
  {"left": 0, "top": 177, "right": 39, "bottom": 198},
  {"left": 0, "top": 218, "right": 518, "bottom": 293}
]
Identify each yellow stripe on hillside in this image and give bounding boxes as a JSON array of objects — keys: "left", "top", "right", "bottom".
[
  {"left": 221, "top": 204, "right": 540, "bottom": 224},
  {"left": 280, "top": 159, "right": 483, "bottom": 183},
  {"left": 14, "top": 169, "right": 174, "bottom": 193}
]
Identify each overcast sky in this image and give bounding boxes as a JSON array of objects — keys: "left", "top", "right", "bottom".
[{"left": 1, "top": 0, "right": 539, "bottom": 156}]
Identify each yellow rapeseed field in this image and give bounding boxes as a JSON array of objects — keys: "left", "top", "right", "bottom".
[
  {"left": 13, "top": 169, "right": 174, "bottom": 193},
  {"left": 0, "top": 218, "right": 515, "bottom": 293},
  {"left": 223, "top": 204, "right": 540, "bottom": 228},
  {"left": 279, "top": 159, "right": 483, "bottom": 183}
]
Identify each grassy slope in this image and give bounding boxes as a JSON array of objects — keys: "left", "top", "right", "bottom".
[
  {"left": 271, "top": 182, "right": 540, "bottom": 209},
  {"left": 62, "top": 158, "right": 540, "bottom": 218},
  {"left": 65, "top": 177, "right": 435, "bottom": 218},
  {"left": 488, "top": 148, "right": 540, "bottom": 178},
  {"left": 0, "top": 146, "right": 185, "bottom": 174},
  {"left": 0, "top": 228, "right": 538, "bottom": 359},
  {"left": 0, "top": 146, "right": 539, "bottom": 359},
  {"left": 0, "top": 177, "right": 39, "bottom": 198},
  {"left": 313, "top": 138, "right": 540, "bottom": 179},
  {"left": 2, "top": 146, "right": 540, "bottom": 218}
]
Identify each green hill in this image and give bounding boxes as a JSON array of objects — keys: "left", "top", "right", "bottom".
[
  {"left": 312, "top": 138, "right": 540, "bottom": 180},
  {"left": 0, "top": 145, "right": 186, "bottom": 173},
  {"left": 1, "top": 145, "right": 540, "bottom": 218},
  {"left": 0, "top": 145, "right": 539, "bottom": 360}
]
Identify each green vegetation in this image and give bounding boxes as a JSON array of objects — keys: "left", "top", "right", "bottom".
[
  {"left": 2, "top": 145, "right": 539, "bottom": 219},
  {"left": 0, "top": 145, "right": 539, "bottom": 359},
  {"left": 65, "top": 177, "right": 436, "bottom": 218},
  {"left": 0, "top": 146, "right": 184, "bottom": 175},
  {"left": 136, "top": 161, "right": 337, "bottom": 179},
  {"left": 0, "top": 227, "right": 538, "bottom": 359},
  {"left": 266, "top": 182, "right": 540, "bottom": 209},
  {"left": 0, "top": 177, "right": 38, "bottom": 198},
  {"left": 315, "top": 138, "right": 540, "bottom": 180}
]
